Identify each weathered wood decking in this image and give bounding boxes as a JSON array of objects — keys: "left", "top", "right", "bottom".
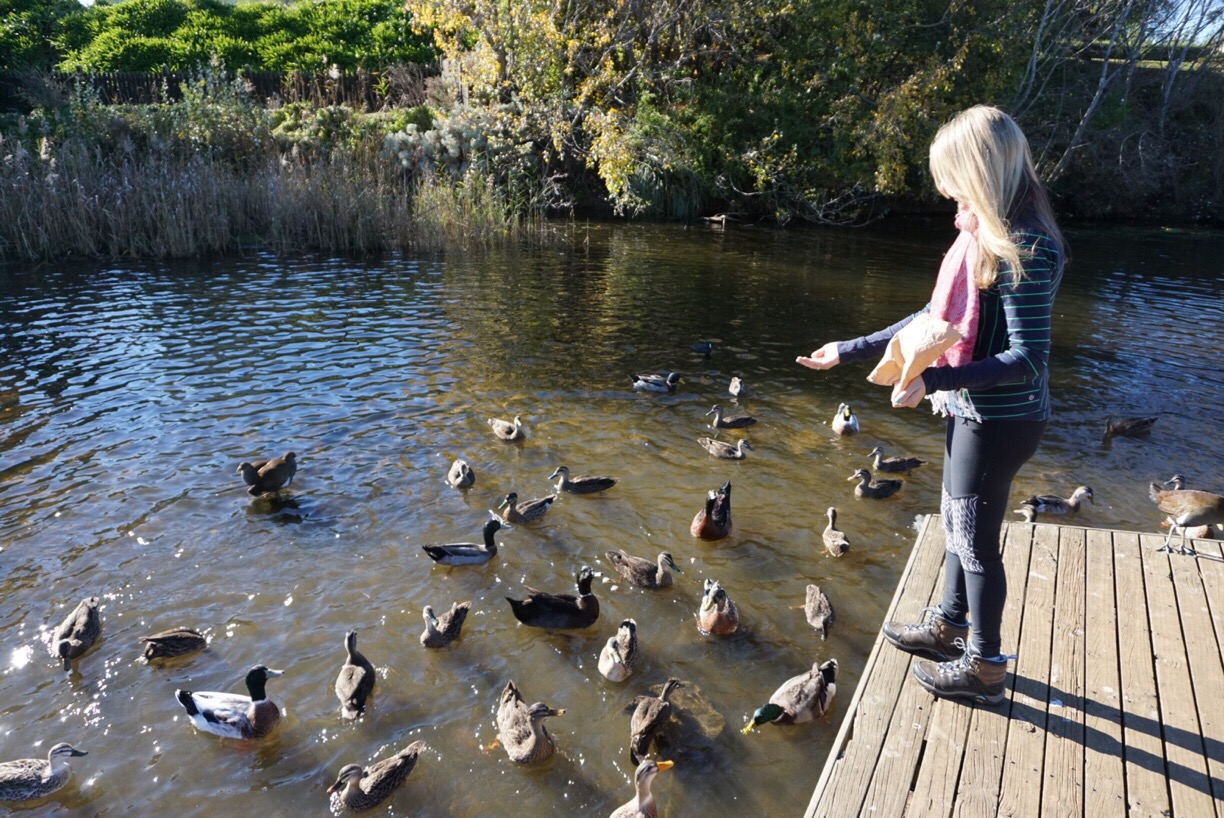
[{"left": 806, "top": 516, "right": 1224, "bottom": 818}]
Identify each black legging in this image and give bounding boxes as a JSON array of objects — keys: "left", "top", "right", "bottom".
[{"left": 937, "top": 415, "right": 1047, "bottom": 658}]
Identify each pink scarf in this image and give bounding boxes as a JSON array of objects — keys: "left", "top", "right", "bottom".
[{"left": 929, "top": 211, "right": 980, "bottom": 368}]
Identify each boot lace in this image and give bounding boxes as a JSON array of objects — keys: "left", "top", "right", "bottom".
[{"left": 902, "top": 606, "right": 943, "bottom": 634}]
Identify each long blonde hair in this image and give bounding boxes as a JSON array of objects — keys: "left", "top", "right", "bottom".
[{"left": 929, "top": 105, "right": 1064, "bottom": 288}]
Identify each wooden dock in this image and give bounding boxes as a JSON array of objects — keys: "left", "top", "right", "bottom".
[{"left": 806, "top": 516, "right": 1224, "bottom": 818}]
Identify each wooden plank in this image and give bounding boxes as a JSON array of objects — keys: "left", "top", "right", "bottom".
[
  {"left": 1040, "top": 525, "right": 1087, "bottom": 816},
  {"left": 1082, "top": 528, "right": 1126, "bottom": 817},
  {"left": 1112, "top": 530, "right": 1172, "bottom": 817}
]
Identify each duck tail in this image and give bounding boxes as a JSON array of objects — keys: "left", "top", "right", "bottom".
[
  {"left": 1148, "top": 482, "right": 1165, "bottom": 503},
  {"left": 176, "top": 689, "right": 199, "bottom": 716}
]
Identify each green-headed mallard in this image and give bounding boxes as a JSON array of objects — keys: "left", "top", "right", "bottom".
[
  {"left": 327, "top": 740, "right": 424, "bottom": 813},
  {"left": 506, "top": 566, "right": 600, "bottom": 630},
  {"left": 447, "top": 459, "right": 475, "bottom": 489},
  {"left": 139, "top": 626, "right": 206, "bottom": 662},
  {"left": 697, "top": 578, "right": 739, "bottom": 636},
  {"left": 421, "top": 512, "right": 511, "bottom": 567},
  {"left": 420, "top": 600, "right": 471, "bottom": 648},
  {"left": 548, "top": 465, "right": 618, "bottom": 494},
  {"left": 52, "top": 596, "right": 101, "bottom": 672},
  {"left": 697, "top": 437, "right": 752, "bottom": 460},
  {"left": 598, "top": 619, "right": 638, "bottom": 683},
  {"left": 604, "top": 549, "right": 679, "bottom": 589},
  {"left": 1018, "top": 485, "right": 1093, "bottom": 518},
  {"left": 175, "top": 664, "right": 283, "bottom": 740},
  {"left": 630, "top": 372, "right": 680, "bottom": 392},
  {"left": 495, "top": 680, "right": 565, "bottom": 764},
  {"left": 0, "top": 742, "right": 88, "bottom": 803},
  {"left": 867, "top": 446, "right": 926, "bottom": 473},
  {"left": 499, "top": 491, "right": 556, "bottom": 524},
  {"left": 609, "top": 758, "right": 674, "bottom": 818},
  {"left": 1105, "top": 415, "right": 1157, "bottom": 441},
  {"left": 729, "top": 377, "right": 749, "bottom": 398},
  {"left": 805, "top": 585, "right": 835, "bottom": 641},
  {"left": 488, "top": 415, "right": 525, "bottom": 441},
  {"left": 707, "top": 404, "right": 756, "bottom": 429},
  {"left": 335, "top": 630, "right": 375, "bottom": 719},
  {"left": 1150, "top": 480, "right": 1224, "bottom": 556},
  {"left": 742, "top": 658, "right": 838, "bottom": 732},
  {"left": 822, "top": 506, "right": 850, "bottom": 556},
  {"left": 690, "top": 481, "right": 732, "bottom": 540},
  {"left": 236, "top": 451, "right": 297, "bottom": 496},
  {"left": 848, "top": 468, "right": 902, "bottom": 499},
  {"left": 832, "top": 403, "right": 859, "bottom": 435},
  {"left": 628, "top": 677, "right": 683, "bottom": 764}
]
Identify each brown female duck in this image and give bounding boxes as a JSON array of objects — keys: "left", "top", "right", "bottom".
[
  {"left": 848, "top": 468, "right": 902, "bottom": 499},
  {"left": 420, "top": 600, "right": 471, "bottom": 648},
  {"left": 327, "top": 740, "right": 424, "bottom": 812},
  {"left": 139, "top": 626, "right": 206, "bottom": 662},
  {"left": 0, "top": 743, "right": 88, "bottom": 803},
  {"left": 805, "top": 584, "right": 835, "bottom": 640},
  {"left": 52, "top": 596, "right": 101, "bottom": 671},
  {"left": 707, "top": 404, "right": 757, "bottom": 429},
  {"left": 237, "top": 451, "right": 297, "bottom": 496},
  {"left": 697, "top": 437, "right": 752, "bottom": 460},
  {"left": 604, "top": 550, "right": 679, "bottom": 589},
  {"left": 335, "top": 630, "right": 376, "bottom": 718},
  {"left": 499, "top": 491, "right": 557, "bottom": 524},
  {"left": 609, "top": 758, "right": 674, "bottom": 818},
  {"left": 628, "top": 677, "right": 683, "bottom": 764},
  {"left": 867, "top": 446, "right": 927, "bottom": 473},
  {"left": 488, "top": 415, "right": 525, "bottom": 441},
  {"left": 495, "top": 680, "right": 565, "bottom": 764},
  {"left": 598, "top": 619, "right": 639, "bottom": 682},
  {"left": 548, "top": 465, "right": 618, "bottom": 494}
]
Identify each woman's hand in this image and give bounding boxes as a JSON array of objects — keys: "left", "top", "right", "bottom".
[
  {"left": 797, "top": 342, "right": 840, "bottom": 370},
  {"left": 891, "top": 375, "right": 927, "bottom": 408}
]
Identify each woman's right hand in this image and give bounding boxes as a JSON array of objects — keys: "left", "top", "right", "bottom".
[{"left": 796, "top": 342, "right": 840, "bottom": 370}]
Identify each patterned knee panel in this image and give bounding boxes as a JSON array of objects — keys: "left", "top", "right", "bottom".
[{"left": 942, "top": 490, "right": 983, "bottom": 574}]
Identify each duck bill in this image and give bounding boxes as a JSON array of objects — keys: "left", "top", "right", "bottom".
[
  {"left": 69, "top": 748, "right": 88, "bottom": 757},
  {"left": 326, "top": 780, "right": 343, "bottom": 795},
  {"left": 547, "top": 707, "right": 566, "bottom": 718},
  {"left": 265, "top": 668, "right": 285, "bottom": 677},
  {"left": 741, "top": 722, "right": 756, "bottom": 734},
  {"left": 655, "top": 760, "right": 675, "bottom": 771},
  {"left": 699, "top": 597, "right": 715, "bottom": 613}
]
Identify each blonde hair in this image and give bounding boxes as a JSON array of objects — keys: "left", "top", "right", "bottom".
[{"left": 929, "top": 105, "right": 1064, "bottom": 288}]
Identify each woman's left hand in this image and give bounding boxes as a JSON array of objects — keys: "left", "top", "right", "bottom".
[{"left": 891, "top": 375, "right": 927, "bottom": 409}]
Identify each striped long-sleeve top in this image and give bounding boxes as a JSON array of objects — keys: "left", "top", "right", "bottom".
[{"left": 835, "top": 226, "right": 1064, "bottom": 422}]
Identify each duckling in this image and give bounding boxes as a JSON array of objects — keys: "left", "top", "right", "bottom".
[
  {"left": 506, "top": 565, "right": 601, "bottom": 629},
  {"left": 51, "top": 596, "right": 101, "bottom": 671},
  {"left": 729, "top": 376, "right": 749, "bottom": 398},
  {"left": 327, "top": 741, "right": 424, "bottom": 813},
  {"left": 690, "top": 481, "right": 732, "bottom": 540},
  {"left": 604, "top": 549, "right": 679, "bottom": 589},
  {"left": 495, "top": 680, "right": 565, "bottom": 764},
  {"left": 548, "top": 465, "right": 618, "bottom": 494},
  {"left": 488, "top": 415, "right": 525, "bottom": 441},
  {"left": 628, "top": 678, "right": 683, "bottom": 764},
  {"left": 499, "top": 491, "right": 556, "bottom": 524},
  {"left": 610, "top": 758, "right": 674, "bottom": 818},
  {"left": 447, "top": 458, "right": 475, "bottom": 489},
  {"left": 707, "top": 404, "right": 757, "bottom": 429},
  {"left": 742, "top": 658, "right": 838, "bottom": 732},
  {"left": 630, "top": 372, "right": 680, "bottom": 392},
  {"left": 697, "top": 578, "right": 739, "bottom": 636},
  {"left": 237, "top": 451, "right": 297, "bottom": 496},
  {"left": 1104, "top": 415, "right": 1158, "bottom": 441},
  {"left": 822, "top": 506, "right": 850, "bottom": 556},
  {"left": 175, "top": 664, "right": 284, "bottom": 740},
  {"left": 1150, "top": 480, "right": 1224, "bottom": 556},
  {"left": 847, "top": 468, "right": 902, "bottom": 499},
  {"left": 1018, "top": 485, "right": 1093, "bottom": 517},
  {"left": 805, "top": 585, "right": 835, "bottom": 640},
  {"left": 139, "top": 626, "right": 206, "bottom": 662},
  {"left": 867, "top": 445, "right": 927, "bottom": 473},
  {"left": 598, "top": 619, "right": 638, "bottom": 682},
  {"left": 421, "top": 512, "right": 511, "bottom": 567},
  {"left": 335, "top": 630, "right": 376, "bottom": 719},
  {"left": 832, "top": 403, "right": 859, "bottom": 435},
  {"left": 697, "top": 437, "right": 752, "bottom": 460},
  {"left": 420, "top": 600, "right": 471, "bottom": 648},
  {"left": 0, "top": 742, "right": 88, "bottom": 803}
]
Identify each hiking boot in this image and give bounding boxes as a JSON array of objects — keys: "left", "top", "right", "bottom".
[
  {"left": 912, "top": 648, "right": 1008, "bottom": 705},
  {"left": 881, "top": 606, "right": 969, "bottom": 661}
]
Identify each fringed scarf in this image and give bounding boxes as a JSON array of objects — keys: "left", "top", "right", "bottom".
[{"left": 927, "top": 211, "right": 982, "bottom": 420}]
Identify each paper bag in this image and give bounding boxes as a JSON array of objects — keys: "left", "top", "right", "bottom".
[{"left": 867, "top": 314, "right": 962, "bottom": 389}]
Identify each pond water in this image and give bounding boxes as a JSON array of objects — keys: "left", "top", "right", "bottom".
[{"left": 1, "top": 220, "right": 1222, "bottom": 816}]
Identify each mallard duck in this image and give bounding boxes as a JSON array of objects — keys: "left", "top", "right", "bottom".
[
  {"left": 1150, "top": 480, "right": 1224, "bottom": 556},
  {"left": 488, "top": 415, "right": 525, "bottom": 441},
  {"left": 707, "top": 404, "right": 757, "bottom": 429},
  {"left": 327, "top": 740, "right": 424, "bottom": 813},
  {"left": 0, "top": 742, "right": 88, "bottom": 803},
  {"left": 609, "top": 758, "right": 675, "bottom": 818},
  {"left": 1018, "top": 485, "right": 1093, "bottom": 517},
  {"left": 697, "top": 578, "right": 739, "bottom": 635},
  {"left": 139, "top": 626, "right": 206, "bottom": 662},
  {"left": 867, "top": 446, "right": 927, "bottom": 473},
  {"left": 805, "top": 585, "right": 835, "bottom": 640},
  {"left": 507, "top": 566, "right": 600, "bottom": 629},
  {"left": 447, "top": 459, "right": 475, "bottom": 489},
  {"left": 605, "top": 550, "right": 679, "bottom": 589},
  {"left": 697, "top": 437, "right": 752, "bottom": 460},
  {"left": 420, "top": 600, "right": 471, "bottom": 648},
  {"left": 832, "top": 403, "right": 859, "bottom": 435},
  {"left": 495, "top": 680, "right": 565, "bottom": 764},
  {"left": 1105, "top": 415, "right": 1158, "bottom": 441},
  {"left": 236, "top": 451, "right": 297, "bottom": 496},
  {"left": 598, "top": 619, "right": 638, "bottom": 682},
  {"left": 175, "top": 664, "right": 283, "bottom": 740},
  {"left": 690, "top": 481, "right": 732, "bottom": 540},
  {"left": 335, "top": 630, "right": 376, "bottom": 719},
  {"left": 729, "top": 376, "right": 749, "bottom": 398},
  {"left": 742, "top": 658, "right": 838, "bottom": 732},
  {"left": 548, "top": 465, "right": 618, "bottom": 494},
  {"left": 421, "top": 512, "right": 511, "bottom": 567},
  {"left": 499, "top": 491, "right": 556, "bottom": 524},
  {"left": 628, "top": 678, "right": 683, "bottom": 764},
  {"left": 52, "top": 596, "right": 101, "bottom": 671},
  {"left": 823, "top": 506, "right": 850, "bottom": 556},
  {"left": 630, "top": 372, "right": 680, "bottom": 392},
  {"left": 848, "top": 468, "right": 902, "bottom": 499}
]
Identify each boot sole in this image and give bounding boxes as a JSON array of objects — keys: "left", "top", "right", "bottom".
[
  {"left": 912, "top": 674, "right": 1006, "bottom": 705},
  {"left": 881, "top": 632, "right": 964, "bottom": 663}
]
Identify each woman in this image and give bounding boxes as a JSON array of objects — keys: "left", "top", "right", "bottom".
[{"left": 797, "top": 105, "right": 1065, "bottom": 705}]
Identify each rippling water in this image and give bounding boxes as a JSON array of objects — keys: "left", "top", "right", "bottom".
[{"left": 1, "top": 221, "right": 1222, "bottom": 816}]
